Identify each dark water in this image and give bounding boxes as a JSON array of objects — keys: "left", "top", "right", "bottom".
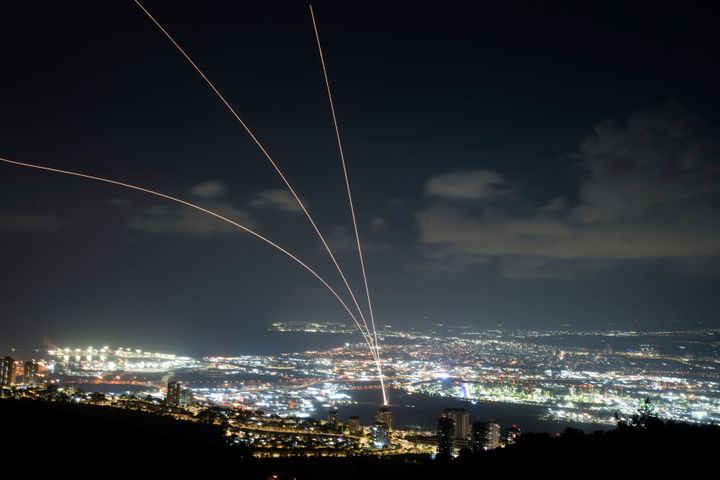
[
  {"left": 0, "top": 330, "right": 358, "bottom": 360},
  {"left": 194, "top": 331, "right": 356, "bottom": 357},
  {"left": 338, "top": 389, "right": 612, "bottom": 434},
  {"left": 523, "top": 334, "right": 718, "bottom": 357},
  {"left": 7, "top": 330, "right": 716, "bottom": 359},
  {"left": 217, "top": 330, "right": 719, "bottom": 358}
]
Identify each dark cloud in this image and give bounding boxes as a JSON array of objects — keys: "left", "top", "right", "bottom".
[{"left": 416, "top": 103, "right": 720, "bottom": 278}]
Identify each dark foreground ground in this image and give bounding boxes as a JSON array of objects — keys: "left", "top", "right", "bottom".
[{"left": 1, "top": 398, "right": 717, "bottom": 477}]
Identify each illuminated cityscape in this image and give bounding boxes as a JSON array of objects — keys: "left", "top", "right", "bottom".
[{"left": 2, "top": 323, "right": 718, "bottom": 457}]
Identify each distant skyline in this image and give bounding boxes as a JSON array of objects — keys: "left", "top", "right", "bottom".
[{"left": 2, "top": 2, "right": 719, "bottom": 354}]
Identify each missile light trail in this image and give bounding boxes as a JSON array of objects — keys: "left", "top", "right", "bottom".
[
  {"left": 0, "top": 156, "right": 379, "bottom": 359},
  {"left": 310, "top": 6, "right": 386, "bottom": 405},
  {"left": 131, "top": 0, "right": 376, "bottom": 354}
]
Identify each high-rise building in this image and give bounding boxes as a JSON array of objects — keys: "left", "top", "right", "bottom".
[
  {"left": 472, "top": 421, "right": 502, "bottom": 451},
  {"left": 167, "top": 380, "right": 192, "bottom": 407},
  {"left": 484, "top": 422, "right": 501, "bottom": 449},
  {"left": 328, "top": 409, "right": 339, "bottom": 429},
  {"left": 371, "top": 422, "right": 390, "bottom": 448},
  {"left": 167, "top": 380, "right": 181, "bottom": 406},
  {"left": 437, "top": 416, "right": 455, "bottom": 456},
  {"left": 471, "top": 421, "right": 485, "bottom": 453},
  {"left": 23, "top": 360, "right": 39, "bottom": 385},
  {"left": 506, "top": 425, "right": 521, "bottom": 445},
  {"left": 375, "top": 406, "right": 393, "bottom": 431},
  {"left": 0, "top": 356, "right": 16, "bottom": 386},
  {"left": 471, "top": 421, "right": 501, "bottom": 451},
  {"left": 180, "top": 388, "right": 194, "bottom": 407},
  {"left": 443, "top": 408, "right": 470, "bottom": 445},
  {"left": 348, "top": 416, "right": 362, "bottom": 436}
]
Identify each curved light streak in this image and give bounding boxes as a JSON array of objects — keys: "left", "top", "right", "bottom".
[
  {"left": 0, "top": 156, "right": 379, "bottom": 359},
  {"left": 310, "top": 6, "right": 386, "bottom": 404},
  {"left": 132, "top": 0, "right": 375, "bottom": 354}
]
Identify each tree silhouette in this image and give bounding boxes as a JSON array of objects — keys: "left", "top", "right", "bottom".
[
  {"left": 89, "top": 392, "right": 106, "bottom": 404},
  {"left": 617, "top": 397, "right": 663, "bottom": 429}
]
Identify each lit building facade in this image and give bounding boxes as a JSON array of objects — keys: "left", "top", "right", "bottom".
[
  {"left": 437, "top": 416, "right": 455, "bottom": 456},
  {"left": 443, "top": 408, "right": 470, "bottom": 446},
  {"left": 471, "top": 421, "right": 501, "bottom": 451},
  {"left": 0, "top": 356, "right": 16, "bottom": 386},
  {"left": 371, "top": 422, "right": 389, "bottom": 448},
  {"left": 23, "top": 360, "right": 39, "bottom": 385},
  {"left": 348, "top": 416, "right": 362, "bottom": 436},
  {"left": 375, "top": 406, "right": 393, "bottom": 430},
  {"left": 328, "top": 409, "right": 338, "bottom": 429},
  {"left": 167, "top": 380, "right": 192, "bottom": 407},
  {"left": 485, "top": 422, "right": 501, "bottom": 449},
  {"left": 506, "top": 425, "right": 521, "bottom": 445}
]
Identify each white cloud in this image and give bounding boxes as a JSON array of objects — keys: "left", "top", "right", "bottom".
[
  {"left": 188, "top": 180, "right": 227, "bottom": 198},
  {"left": 425, "top": 169, "right": 506, "bottom": 200},
  {"left": 369, "top": 217, "right": 387, "bottom": 233},
  {"left": 126, "top": 180, "right": 253, "bottom": 235},
  {"left": 251, "top": 189, "right": 303, "bottom": 213},
  {"left": 127, "top": 202, "right": 255, "bottom": 236},
  {"left": 415, "top": 102, "right": 720, "bottom": 278}
]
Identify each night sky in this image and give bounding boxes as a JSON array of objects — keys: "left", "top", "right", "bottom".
[{"left": 2, "top": 1, "right": 719, "bottom": 355}]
